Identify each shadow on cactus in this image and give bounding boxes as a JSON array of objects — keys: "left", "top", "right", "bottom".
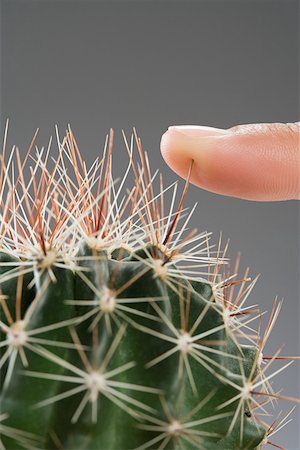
[{"left": 0, "top": 125, "right": 299, "bottom": 450}]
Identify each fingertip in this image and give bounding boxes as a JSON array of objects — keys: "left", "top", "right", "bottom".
[
  {"left": 160, "top": 127, "right": 222, "bottom": 189},
  {"left": 160, "top": 129, "right": 197, "bottom": 182},
  {"left": 160, "top": 123, "right": 300, "bottom": 201}
]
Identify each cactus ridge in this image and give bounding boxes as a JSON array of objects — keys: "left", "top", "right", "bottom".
[{"left": 0, "top": 126, "right": 298, "bottom": 450}]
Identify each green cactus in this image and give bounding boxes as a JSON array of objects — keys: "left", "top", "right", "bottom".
[{"left": 0, "top": 127, "right": 298, "bottom": 449}]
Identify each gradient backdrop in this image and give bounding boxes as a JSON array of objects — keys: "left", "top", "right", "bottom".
[{"left": 1, "top": 0, "right": 299, "bottom": 448}]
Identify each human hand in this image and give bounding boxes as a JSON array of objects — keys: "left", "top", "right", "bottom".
[{"left": 160, "top": 123, "right": 300, "bottom": 201}]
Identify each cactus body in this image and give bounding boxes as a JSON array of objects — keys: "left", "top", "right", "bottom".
[{"left": 0, "top": 128, "right": 297, "bottom": 449}]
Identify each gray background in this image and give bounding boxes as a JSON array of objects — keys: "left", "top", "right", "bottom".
[{"left": 1, "top": 0, "right": 299, "bottom": 448}]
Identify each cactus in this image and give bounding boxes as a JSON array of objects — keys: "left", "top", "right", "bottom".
[{"left": 0, "top": 126, "right": 298, "bottom": 450}]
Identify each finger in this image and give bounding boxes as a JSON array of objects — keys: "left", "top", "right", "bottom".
[{"left": 160, "top": 123, "right": 300, "bottom": 201}]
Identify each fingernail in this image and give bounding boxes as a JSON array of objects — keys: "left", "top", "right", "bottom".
[{"left": 168, "top": 125, "right": 229, "bottom": 138}]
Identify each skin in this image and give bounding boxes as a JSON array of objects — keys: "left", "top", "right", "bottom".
[{"left": 160, "top": 123, "right": 300, "bottom": 201}]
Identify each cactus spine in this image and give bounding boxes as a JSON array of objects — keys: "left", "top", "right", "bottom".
[{"left": 0, "top": 126, "right": 298, "bottom": 449}]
